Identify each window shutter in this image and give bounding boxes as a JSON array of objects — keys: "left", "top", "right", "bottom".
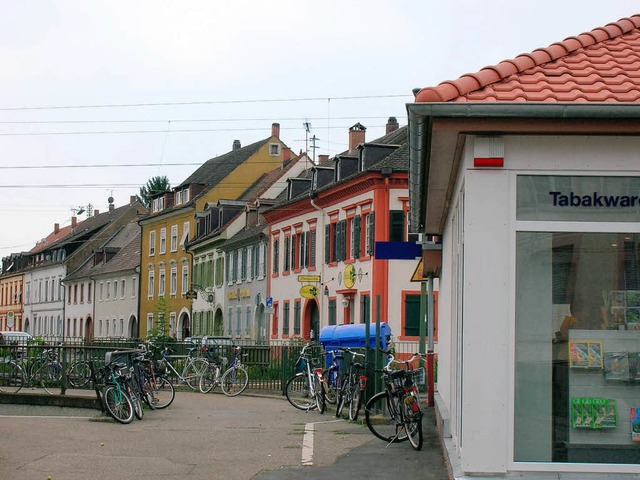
[
  {"left": 284, "top": 236, "right": 290, "bottom": 271},
  {"left": 310, "top": 230, "right": 317, "bottom": 267},
  {"left": 325, "top": 224, "right": 330, "bottom": 264},
  {"left": 353, "top": 215, "right": 361, "bottom": 258},
  {"left": 273, "top": 239, "right": 279, "bottom": 274},
  {"left": 291, "top": 234, "right": 296, "bottom": 270},
  {"left": 368, "top": 212, "right": 375, "bottom": 256}
]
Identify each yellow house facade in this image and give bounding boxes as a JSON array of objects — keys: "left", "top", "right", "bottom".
[{"left": 139, "top": 124, "right": 289, "bottom": 338}]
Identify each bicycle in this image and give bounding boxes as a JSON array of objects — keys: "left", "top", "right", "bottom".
[
  {"left": 0, "top": 347, "right": 64, "bottom": 395},
  {"left": 285, "top": 343, "right": 326, "bottom": 413},
  {"left": 97, "top": 361, "right": 135, "bottom": 424},
  {"left": 334, "top": 347, "right": 367, "bottom": 421},
  {"left": 157, "top": 346, "right": 209, "bottom": 390},
  {"left": 135, "top": 342, "right": 175, "bottom": 409},
  {"left": 66, "top": 349, "right": 93, "bottom": 389},
  {"left": 199, "top": 345, "right": 249, "bottom": 396},
  {"left": 364, "top": 352, "right": 426, "bottom": 450}
]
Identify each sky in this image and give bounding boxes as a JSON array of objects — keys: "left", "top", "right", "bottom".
[{"left": 1, "top": 0, "right": 638, "bottom": 262}]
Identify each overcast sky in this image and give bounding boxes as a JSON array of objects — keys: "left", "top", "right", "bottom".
[{"left": 1, "top": 1, "right": 637, "bottom": 261}]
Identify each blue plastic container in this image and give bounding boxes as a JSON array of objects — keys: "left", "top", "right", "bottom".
[{"left": 319, "top": 322, "right": 392, "bottom": 352}]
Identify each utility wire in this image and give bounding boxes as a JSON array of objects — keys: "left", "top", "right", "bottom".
[
  {"left": 0, "top": 124, "right": 390, "bottom": 137},
  {"left": 0, "top": 94, "right": 411, "bottom": 111},
  {"left": 0, "top": 115, "right": 399, "bottom": 125}
]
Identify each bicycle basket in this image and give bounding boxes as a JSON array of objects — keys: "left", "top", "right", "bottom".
[
  {"left": 295, "top": 357, "right": 307, "bottom": 373},
  {"left": 408, "top": 367, "right": 426, "bottom": 386},
  {"left": 390, "top": 370, "right": 408, "bottom": 391}
]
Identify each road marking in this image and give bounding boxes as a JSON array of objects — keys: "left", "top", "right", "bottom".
[
  {"left": 301, "top": 419, "right": 343, "bottom": 467},
  {"left": 0, "top": 415, "right": 94, "bottom": 419}
]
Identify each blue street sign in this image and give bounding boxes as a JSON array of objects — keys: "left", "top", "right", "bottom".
[
  {"left": 374, "top": 241, "right": 422, "bottom": 260},
  {"left": 266, "top": 296, "right": 273, "bottom": 308}
]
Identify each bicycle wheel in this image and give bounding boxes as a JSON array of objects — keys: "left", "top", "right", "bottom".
[
  {"left": 199, "top": 364, "right": 220, "bottom": 394},
  {"left": 0, "top": 362, "right": 24, "bottom": 393},
  {"left": 103, "top": 384, "right": 134, "bottom": 424},
  {"left": 221, "top": 366, "right": 248, "bottom": 397},
  {"left": 323, "top": 369, "right": 338, "bottom": 405},
  {"left": 67, "top": 361, "right": 92, "bottom": 389},
  {"left": 335, "top": 379, "right": 347, "bottom": 418},
  {"left": 285, "top": 373, "right": 316, "bottom": 410},
  {"left": 365, "top": 391, "right": 408, "bottom": 443},
  {"left": 127, "top": 383, "right": 144, "bottom": 420},
  {"left": 314, "top": 374, "right": 326, "bottom": 414},
  {"left": 403, "top": 395, "right": 423, "bottom": 450},
  {"left": 348, "top": 384, "right": 364, "bottom": 421},
  {"left": 150, "top": 376, "right": 175, "bottom": 409},
  {"left": 33, "top": 363, "right": 62, "bottom": 394},
  {"left": 184, "top": 358, "right": 209, "bottom": 390}
]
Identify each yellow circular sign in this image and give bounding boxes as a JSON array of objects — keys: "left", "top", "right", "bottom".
[
  {"left": 344, "top": 264, "right": 356, "bottom": 288},
  {"left": 299, "top": 284, "right": 319, "bottom": 299}
]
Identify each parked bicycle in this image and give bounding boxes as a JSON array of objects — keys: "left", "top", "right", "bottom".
[
  {"left": 135, "top": 343, "right": 175, "bottom": 409},
  {"left": 199, "top": 345, "right": 249, "bottom": 396},
  {"left": 364, "top": 352, "right": 426, "bottom": 450},
  {"left": 96, "top": 361, "right": 136, "bottom": 424},
  {"left": 157, "top": 346, "right": 209, "bottom": 390},
  {"left": 0, "top": 347, "right": 64, "bottom": 394},
  {"left": 334, "top": 347, "right": 367, "bottom": 421},
  {"left": 285, "top": 343, "right": 326, "bottom": 413}
]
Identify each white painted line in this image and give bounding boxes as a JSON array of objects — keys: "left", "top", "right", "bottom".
[
  {"left": 0, "top": 415, "right": 93, "bottom": 419},
  {"left": 301, "top": 419, "right": 343, "bottom": 467},
  {"left": 301, "top": 423, "right": 314, "bottom": 466}
]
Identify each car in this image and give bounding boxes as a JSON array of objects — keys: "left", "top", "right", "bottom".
[{"left": 0, "top": 331, "right": 34, "bottom": 346}]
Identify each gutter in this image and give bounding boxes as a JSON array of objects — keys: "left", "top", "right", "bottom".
[{"left": 406, "top": 101, "right": 640, "bottom": 233}]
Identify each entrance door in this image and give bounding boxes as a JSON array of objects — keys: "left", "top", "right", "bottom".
[{"left": 304, "top": 299, "right": 320, "bottom": 340}]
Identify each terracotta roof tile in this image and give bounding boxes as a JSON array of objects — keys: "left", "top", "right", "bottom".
[{"left": 415, "top": 15, "right": 640, "bottom": 103}]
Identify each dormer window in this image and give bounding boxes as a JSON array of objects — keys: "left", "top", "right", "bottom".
[
  {"left": 175, "top": 190, "right": 182, "bottom": 205},
  {"left": 152, "top": 197, "right": 165, "bottom": 213},
  {"left": 269, "top": 143, "right": 280, "bottom": 156}
]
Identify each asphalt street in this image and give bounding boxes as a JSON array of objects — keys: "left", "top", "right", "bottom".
[{"left": 0, "top": 391, "right": 450, "bottom": 480}]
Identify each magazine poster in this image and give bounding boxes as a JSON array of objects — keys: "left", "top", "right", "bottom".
[
  {"left": 572, "top": 398, "right": 617, "bottom": 429},
  {"left": 569, "top": 342, "right": 590, "bottom": 368},
  {"left": 588, "top": 342, "right": 603, "bottom": 369},
  {"left": 631, "top": 407, "right": 640, "bottom": 442},
  {"left": 604, "top": 352, "right": 630, "bottom": 381},
  {"left": 569, "top": 341, "right": 603, "bottom": 368}
]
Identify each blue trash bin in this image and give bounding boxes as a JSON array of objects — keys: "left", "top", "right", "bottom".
[{"left": 319, "top": 323, "right": 392, "bottom": 368}]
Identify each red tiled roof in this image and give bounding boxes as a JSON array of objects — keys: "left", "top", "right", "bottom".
[
  {"left": 30, "top": 224, "right": 75, "bottom": 254},
  {"left": 415, "top": 15, "right": 640, "bottom": 103}
]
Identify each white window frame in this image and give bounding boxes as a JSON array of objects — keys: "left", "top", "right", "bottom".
[
  {"left": 159, "top": 268, "right": 166, "bottom": 296},
  {"left": 170, "top": 225, "right": 178, "bottom": 252},
  {"left": 182, "top": 265, "right": 188, "bottom": 294},
  {"left": 180, "top": 221, "right": 190, "bottom": 249},
  {"left": 160, "top": 228, "right": 167, "bottom": 254},
  {"left": 269, "top": 143, "right": 280, "bottom": 156},
  {"left": 148, "top": 270, "right": 155, "bottom": 298},
  {"left": 149, "top": 231, "right": 156, "bottom": 256},
  {"left": 132, "top": 276, "right": 137, "bottom": 298},
  {"left": 170, "top": 267, "right": 177, "bottom": 296},
  {"left": 147, "top": 313, "right": 154, "bottom": 335}
]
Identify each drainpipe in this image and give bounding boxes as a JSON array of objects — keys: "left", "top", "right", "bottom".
[{"left": 310, "top": 195, "right": 325, "bottom": 338}]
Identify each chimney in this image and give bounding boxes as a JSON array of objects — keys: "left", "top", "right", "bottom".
[
  {"left": 232, "top": 140, "right": 241, "bottom": 150},
  {"left": 271, "top": 122, "right": 280, "bottom": 138},
  {"left": 282, "top": 147, "right": 292, "bottom": 163},
  {"left": 71, "top": 217, "right": 77, "bottom": 228},
  {"left": 318, "top": 154, "right": 329, "bottom": 164},
  {"left": 54, "top": 223, "right": 60, "bottom": 234},
  {"left": 386, "top": 116, "right": 399, "bottom": 134},
  {"left": 348, "top": 123, "right": 366, "bottom": 152},
  {"left": 94, "top": 209, "right": 99, "bottom": 215},
  {"left": 130, "top": 195, "right": 137, "bottom": 204}
]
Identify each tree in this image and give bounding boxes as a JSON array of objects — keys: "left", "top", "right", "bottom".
[{"left": 139, "top": 175, "right": 171, "bottom": 208}]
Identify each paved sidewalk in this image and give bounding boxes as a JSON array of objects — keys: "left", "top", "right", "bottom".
[{"left": 0, "top": 390, "right": 451, "bottom": 480}]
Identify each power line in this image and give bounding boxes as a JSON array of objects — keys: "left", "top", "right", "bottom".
[
  {"left": 0, "top": 115, "right": 399, "bottom": 125},
  {"left": 0, "top": 124, "right": 391, "bottom": 137},
  {"left": 0, "top": 94, "right": 411, "bottom": 112}
]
